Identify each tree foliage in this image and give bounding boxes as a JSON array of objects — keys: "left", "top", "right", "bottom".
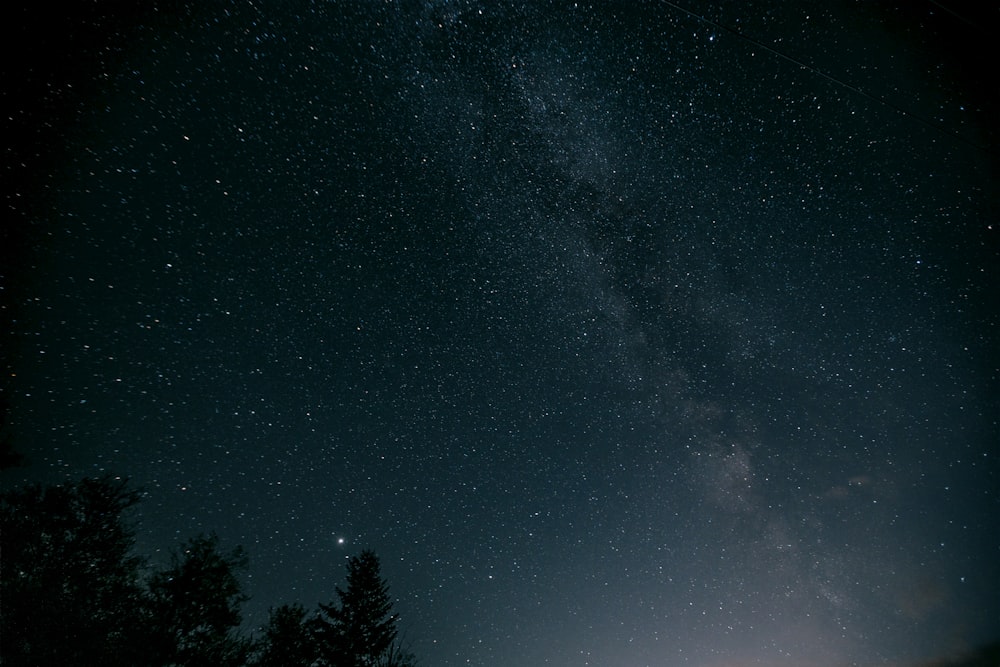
[
  {"left": 251, "top": 603, "right": 317, "bottom": 667},
  {"left": 0, "top": 476, "right": 148, "bottom": 665},
  {"left": 0, "top": 475, "right": 417, "bottom": 666},
  {"left": 147, "top": 533, "right": 252, "bottom": 667},
  {"left": 312, "top": 550, "right": 400, "bottom": 667}
]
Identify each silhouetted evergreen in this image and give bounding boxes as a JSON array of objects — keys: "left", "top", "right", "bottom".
[
  {"left": 0, "top": 476, "right": 149, "bottom": 665},
  {"left": 311, "top": 550, "right": 404, "bottom": 667},
  {"left": 250, "top": 603, "right": 317, "bottom": 667},
  {"left": 146, "top": 533, "right": 252, "bottom": 667}
]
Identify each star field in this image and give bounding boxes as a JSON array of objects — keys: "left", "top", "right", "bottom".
[{"left": 3, "top": 2, "right": 997, "bottom": 666}]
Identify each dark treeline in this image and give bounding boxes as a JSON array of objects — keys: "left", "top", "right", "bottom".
[{"left": 0, "top": 475, "right": 417, "bottom": 667}]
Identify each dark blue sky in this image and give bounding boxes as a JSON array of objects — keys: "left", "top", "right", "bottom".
[{"left": 3, "top": 2, "right": 997, "bottom": 665}]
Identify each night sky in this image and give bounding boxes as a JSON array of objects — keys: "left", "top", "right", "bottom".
[{"left": 3, "top": 1, "right": 998, "bottom": 666}]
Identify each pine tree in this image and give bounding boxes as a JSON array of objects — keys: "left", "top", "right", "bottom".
[{"left": 312, "top": 550, "right": 400, "bottom": 667}]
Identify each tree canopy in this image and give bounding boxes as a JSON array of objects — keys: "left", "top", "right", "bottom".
[
  {"left": 0, "top": 475, "right": 417, "bottom": 666},
  {"left": 147, "top": 533, "right": 252, "bottom": 666},
  {"left": 0, "top": 476, "right": 148, "bottom": 665}
]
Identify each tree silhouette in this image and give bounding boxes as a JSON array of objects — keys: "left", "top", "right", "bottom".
[
  {"left": 251, "top": 602, "right": 318, "bottom": 667},
  {"left": 312, "top": 550, "right": 403, "bottom": 667},
  {"left": 0, "top": 476, "right": 149, "bottom": 665},
  {"left": 146, "top": 532, "right": 251, "bottom": 667},
  {"left": 1, "top": 472, "right": 419, "bottom": 666}
]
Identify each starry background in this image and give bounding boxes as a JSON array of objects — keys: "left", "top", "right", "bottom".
[{"left": 2, "top": 1, "right": 998, "bottom": 666}]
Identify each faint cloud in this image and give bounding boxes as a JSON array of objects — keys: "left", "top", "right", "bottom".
[
  {"left": 896, "top": 574, "right": 950, "bottom": 620},
  {"left": 823, "top": 473, "right": 877, "bottom": 500}
]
